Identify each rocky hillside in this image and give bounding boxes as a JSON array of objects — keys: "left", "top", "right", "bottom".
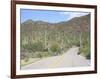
[{"left": 21, "top": 14, "right": 90, "bottom": 34}]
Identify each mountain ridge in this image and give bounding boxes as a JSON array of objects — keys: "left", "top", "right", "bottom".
[{"left": 21, "top": 14, "right": 90, "bottom": 34}]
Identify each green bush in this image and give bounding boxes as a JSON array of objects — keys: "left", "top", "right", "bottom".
[
  {"left": 79, "top": 45, "right": 90, "bottom": 59},
  {"left": 32, "top": 52, "right": 43, "bottom": 58},
  {"left": 32, "top": 52, "right": 52, "bottom": 58},
  {"left": 86, "top": 52, "right": 90, "bottom": 59},
  {"left": 50, "top": 43, "right": 61, "bottom": 55},
  {"left": 31, "top": 41, "right": 44, "bottom": 52},
  {"left": 22, "top": 41, "right": 44, "bottom": 52},
  {"left": 24, "top": 57, "right": 29, "bottom": 62}
]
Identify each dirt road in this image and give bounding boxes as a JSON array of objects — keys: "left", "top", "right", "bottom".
[{"left": 21, "top": 47, "right": 90, "bottom": 69}]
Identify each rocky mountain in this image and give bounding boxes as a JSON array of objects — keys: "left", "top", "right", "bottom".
[{"left": 21, "top": 14, "right": 90, "bottom": 35}]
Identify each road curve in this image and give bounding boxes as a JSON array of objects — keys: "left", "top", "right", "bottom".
[{"left": 21, "top": 47, "right": 90, "bottom": 70}]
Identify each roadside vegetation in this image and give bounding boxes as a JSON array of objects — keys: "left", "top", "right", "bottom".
[{"left": 21, "top": 31, "right": 90, "bottom": 60}]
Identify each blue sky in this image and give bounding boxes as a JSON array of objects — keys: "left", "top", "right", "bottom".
[{"left": 21, "top": 9, "right": 89, "bottom": 23}]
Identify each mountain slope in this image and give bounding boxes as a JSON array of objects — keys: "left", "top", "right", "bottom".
[{"left": 21, "top": 14, "right": 90, "bottom": 33}]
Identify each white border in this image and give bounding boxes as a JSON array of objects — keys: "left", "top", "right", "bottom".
[{"left": 16, "top": 4, "right": 95, "bottom": 75}]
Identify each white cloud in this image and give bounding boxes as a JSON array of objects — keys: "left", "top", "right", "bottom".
[{"left": 59, "top": 12, "right": 89, "bottom": 20}]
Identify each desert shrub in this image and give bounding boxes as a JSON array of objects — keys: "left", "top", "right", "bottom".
[
  {"left": 74, "top": 40, "right": 80, "bottom": 46},
  {"left": 32, "top": 52, "right": 42, "bottom": 58},
  {"left": 32, "top": 51, "right": 51, "bottom": 58},
  {"left": 22, "top": 44, "right": 31, "bottom": 51},
  {"left": 50, "top": 43, "right": 61, "bottom": 55},
  {"left": 79, "top": 45, "right": 90, "bottom": 59},
  {"left": 31, "top": 41, "right": 44, "bottom": 52},
  {"left": 42, "top": 52, "right": 52, "bottom": 57},
  {"left": 43, "top": 48, "right": 48, "bottom": 52},
  {"left": 22, "top": 41, "right": 44, "bottom": 52},
  {"left": 24, "top": 57, "right": 29, "bottom": 62},
  {"left": 20, "top": 48, "right": 30, "bottom": 59},
  {"left": 86, "top": 52, "right": 90, "bottom": 59}
]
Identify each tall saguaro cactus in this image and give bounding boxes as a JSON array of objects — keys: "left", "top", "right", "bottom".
[
  {"left": 44, "top": 30, "right": 47, "bottom": 49},
  {"left": 79, "top": 25, "right": 82, "bottom": 48}
]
